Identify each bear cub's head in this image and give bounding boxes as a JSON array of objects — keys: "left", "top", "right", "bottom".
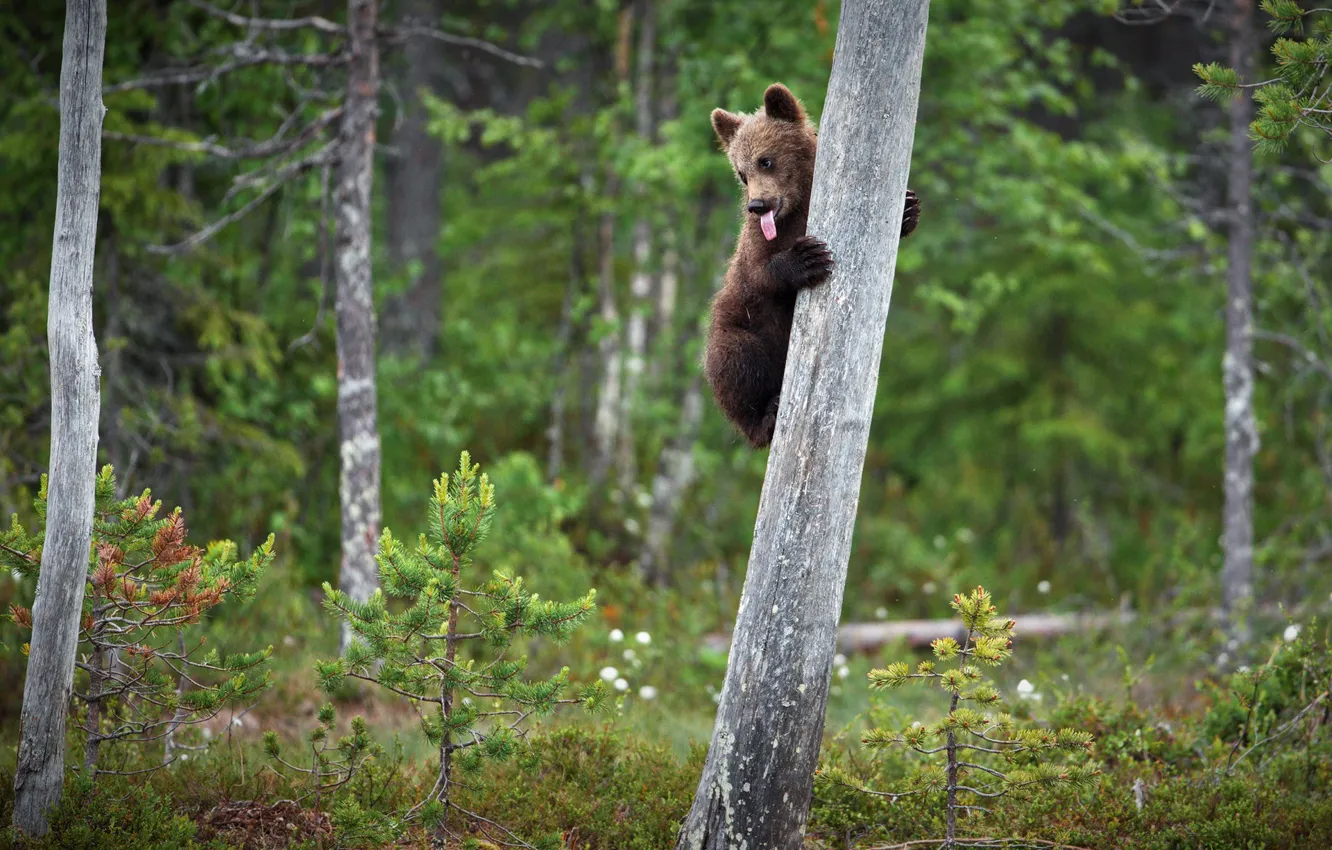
[{"left": 711, "top": 83, "right": 817, "bottom": 243}]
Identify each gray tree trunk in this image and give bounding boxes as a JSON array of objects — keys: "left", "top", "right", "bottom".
[
  {"left": 675, "top": 2, "right": 929, "bottom": 847},
  {"left": 336, "top": 0, "right": 383, "bottom": 651},
  {"left": 617, "top": 0, "right": 658, "bottom": 493},
  {"left": 1222, "top": 0, "right": 1258, "bottom": 620},
  {"left": 588, "top": 8, "right": 634, "bottom": 491},
  {"left": 12, "top": 0, "right": 107, "bottom": 835},
  {"left": 639, "top": 374, "right": 702, "bottom": 584},
  {"left": 383, "top": 0, "right": 444, "bottom": 361},
  {"left": 589, "top": 194, "right": 622, "bottom": 490}
]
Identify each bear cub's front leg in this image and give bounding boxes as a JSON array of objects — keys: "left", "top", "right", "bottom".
[{"left": 768, "top": 235, "right": 836, "bottom": 294}]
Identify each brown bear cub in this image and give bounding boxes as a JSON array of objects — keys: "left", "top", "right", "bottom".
[{"left": 703, "top": 83, "right": 920, "bottom": 448}]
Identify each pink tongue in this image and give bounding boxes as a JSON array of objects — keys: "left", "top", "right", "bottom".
[{"left": 760, "top": 210, "right": 777, "bottom": 241}]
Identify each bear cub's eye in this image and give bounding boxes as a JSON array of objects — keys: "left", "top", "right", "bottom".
[
  {"left": 758, "top": 157, "right": 773, "bottom": 169},
  {"left": 736, "top": 171, "right": 748, "bottom": 185}
]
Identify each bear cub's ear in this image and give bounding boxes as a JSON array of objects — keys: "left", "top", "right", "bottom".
[
  {"left": 711, "top": 108, "right": 743, "bottom": 149},
  {"left": 763, "top": 83, "right": 806, "bottom": 124}
]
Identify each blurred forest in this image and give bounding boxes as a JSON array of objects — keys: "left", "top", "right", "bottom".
[{"left": 2, "top": 0, "right": 1332, "bottom": 846}]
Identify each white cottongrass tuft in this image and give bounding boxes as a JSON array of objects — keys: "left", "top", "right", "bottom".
[
  {"left": 614, "top": 677, "right": 629, "bottom": 692},
  {"left": 609, "top": 629, "right": 624, "bottom": 642},
  {"left": 599, "top": 666, "right": 619, "bottom": 682},
  {"left": 1284, "top": 624, "right": 1301, "bottom": 642},
  {"left": 638, "top": 685, "right": 658, "bottom": 700},
  {"left": 1037, "top": 580, "right": 1051, "bottom": 594},
  {"left": 635, "top": 631, "right": 651, "bottom": 645}
]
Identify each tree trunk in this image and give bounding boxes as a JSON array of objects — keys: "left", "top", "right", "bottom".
[
  {"left": 12, "top": 0, "right": 106, "bottom": 835},
  {"left": 383, "top": 0, "right": 444, "bottom": 361},
  {"left": 589, "top": 191, "right": 622, "bottom": 490},
  {"left": 547, "top": 217, "right": 588, "bottom": 482},
  {"left": 1222, "top": 0, "right": 1258, "bottom": 621},
  {"left": 617, "top": 0, "right": 657, "bottom": 493},
  {"left": 588, "top": 6, "right": 635, "bottom": 491},
  {"left": 639, "top": 374, "right": 703, "bottom": 585},
  {"left": 335, "top": 0, "right": 383, "bottom": 652},
  {"left": 675, "top": 3, "right": 929, "bottom": 847}
]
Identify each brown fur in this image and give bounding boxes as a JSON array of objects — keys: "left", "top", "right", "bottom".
[{"left": 703, "top": 83, "right": 920, "bottom": 448}]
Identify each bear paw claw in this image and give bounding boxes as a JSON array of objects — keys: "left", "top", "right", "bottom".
[
  {"left": 788, "top": 235, "right": 836, "bottom": 287},
  {"left": 902, "top": 189, "right": 921, "bottom": 239}
]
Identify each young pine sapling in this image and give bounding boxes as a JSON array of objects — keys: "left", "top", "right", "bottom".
[{"left": 316, "top": 451, "right": 608, "bottom": 846}]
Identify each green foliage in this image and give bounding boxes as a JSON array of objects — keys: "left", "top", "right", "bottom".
[
  {"left": 1195, "top": 1, "right": 1332, "bottom": 152},
  {"left": 317, "top": 452, "right": 608, "bottom": 839},
  {"left": 3, "top": 465, "right": 273, "bottom": 776},
  {"left": 830, "top": 588, "right": 1101, "bottom": 847},
  {"left": 454, "top": 725, "right": 702, "bottom": 850},
  {"left": 263, "top": 701, "right": 397, "bottom": 829},
  {"left": 0, "top": 773, "right": 222, "bottom": 850}
]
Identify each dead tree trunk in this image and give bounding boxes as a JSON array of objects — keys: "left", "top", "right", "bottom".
[
  {"left": 617, "top": 0, "right": 657, "bottom": 493},
  {"left": 1222, "top": 0, "right": 1258, "bottom": 621},
  {"left": 335, "top": 0, "right": 383, "bottom": 651},
  {"left": 383, "top": 0, "right": 444, "bottom": 361},
  {"left": 675, "top": 3, "right": 929, "bottom": 847},
  {"left": 588, "top": 6, "right": 634, "bottom": 490},
  {"left": 639, "top": 374, "right": 703, "bottom": 584},
  {"left": 12, "top": 0, "right": 107, "bottom": 835}
]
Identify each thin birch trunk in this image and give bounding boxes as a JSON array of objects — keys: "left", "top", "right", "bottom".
[
  {"left": 13, "top": 0, "right": 106, "bottom": 835},
  {"left": 639, "top": 374, "right": 703, "bottom": 585},
  {"left": 1222, "top": 0, "right": 1258, "bottom": 623},
  {"left": 588, "top": 6, "right": 634, "bottom": 490},
  {"left": 617, "top": 0, "right": 657, "bottom": 494},
  {"left": 676, "top": 3, "right": 929, "bottom": 845},
  {"left": 335, "top": 0, "right": 383, "bottom": 652},
  {"left": 547, "top": 217, "right": 588, "bottom": 482}
]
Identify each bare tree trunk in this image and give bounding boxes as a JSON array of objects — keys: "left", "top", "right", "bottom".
[
  {"left": 335, "top": 0, "right": 383, "bottom": 652},
  {"left": 13, "top": 0, "right": 106, "bottom": 835},
  {"left": 547, "top": 217, "right": 588, "bottom": 482},
  {"left": 675, "top": 3, "right": 929, "bottom": 846},
  {"left": 588, "top": 7, "right": 634, "bottom": 490},
  {"left": 589, "top": 192, "right": 623, "bottom": 490},
  {"left": 616, "top": 0, "right": 657, "bottom": 493},
  {"left": 1222, "top": 0, "right": 1258, "bottom": 622},
  {"left": 639, "top": 375, "right": 703, "bottom": 584},
  {"left": 383, "top": 0, "right": 444, "bottom": 361}
]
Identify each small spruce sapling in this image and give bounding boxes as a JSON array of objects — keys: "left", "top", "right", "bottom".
[
  {"left": 823, "top": 587, "right": 1100, "bottom": 849},
  {"left": 3, "top": 466, "right": 274, "bottom": 777},
  {"left": 316, "top": 451, "right": 609, "bottom": 844}
]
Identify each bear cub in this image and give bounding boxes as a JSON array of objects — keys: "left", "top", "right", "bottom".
[{"left": 703, "top": 83, "right": 920, "bottom": 448}]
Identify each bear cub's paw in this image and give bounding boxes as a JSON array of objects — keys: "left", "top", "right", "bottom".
[
  {"left": 773, "top": 235, "right": 836, "bottom": 290},
  {"left": 753, "top": 394, "right": 781, "bottom": 448},
  {"left": 902, "top": 189, "right": 921, "bottom": 239}
]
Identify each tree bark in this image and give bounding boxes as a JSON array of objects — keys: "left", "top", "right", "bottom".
[
  {"left": 547, "top": 217, "right": 589, "bottom": 482},
  {"left": 588, "top": 6, "right": 635, "bottom": 490},
  {"left": 617, "top": 0, "right": 657, "bottom": 493},
  {"left": 13, "top": 0, "right": 106, "bottom": 835},
  {"left": 335, "top": 0, "right": 383, "bottom": 651},
  {"left": 589, "top": 188, "right": 623, "bottom": 490},
  {"left": 675, "top": 3, "right": 929, "bottom": 847},
  {"left": 1222, "top": 0, "right": 1258, "bottom": 620},
  {"left": 639, "top": 374, "right": 703, "bottom": 584},
  {"left": 383, "top": 0, "right": 444, "bottom": 361}
]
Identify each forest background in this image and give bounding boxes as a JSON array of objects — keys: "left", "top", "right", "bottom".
[{"left": 2, "top": 0, "right": 1332, "bottom": 847}]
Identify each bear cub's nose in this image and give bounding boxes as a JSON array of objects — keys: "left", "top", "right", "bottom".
[{"left": 747, "top": 199, "right": 770, "bottom": 214}]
